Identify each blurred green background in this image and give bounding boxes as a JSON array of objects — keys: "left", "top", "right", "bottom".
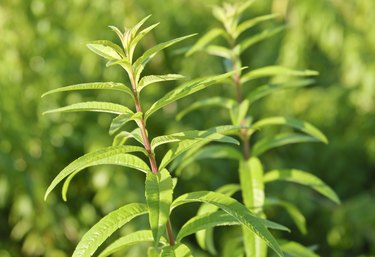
[{"left": 0, "top": 0, "right": 374, "bottom": 256}]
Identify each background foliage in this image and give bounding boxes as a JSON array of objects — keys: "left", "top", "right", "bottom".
[{"left": 0, "top": 0, "right": 374, "bottom": 256}]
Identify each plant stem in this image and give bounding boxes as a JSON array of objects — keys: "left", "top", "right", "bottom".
[{"left": 129, "top": 69, "right": 175, "bottom": 246}]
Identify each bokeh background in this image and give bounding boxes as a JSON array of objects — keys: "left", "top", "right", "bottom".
[{"left": 1, "top": 0, "right": 374, "bottom": 256}]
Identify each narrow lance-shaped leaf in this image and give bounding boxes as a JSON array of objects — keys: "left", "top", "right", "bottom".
[
  {"left": 72, "top": 203, "right": 148, "bottom": 257},
  {"left": 145, "top": 71, "right": 238, "bottom": 121},
  {"left": 160, "top": 243, "right": 193, "bottom": 257},
  {"left": 186, "top": 28, "right": 225, "bottom": 56},
  {"left": 44, "top": 146, "right": 148, "bottom": 200},
  {"left": 246, "top": 79, "right": 314, "bottom": 104},
  {"left": 112, "top": 128, "right": 144, "bottom": 146},
  {"left": 109, "top": 112, "right": 143, "bottom": 135},
  {"left": 138, "top": 74, "right": 184, "bottom": 93},
  {"left": 43, "top": 101, "right": 134, "bottom": 116},
  {"left": 98, "top": 230, "right": 167, "bottom": 257},
  {"left": 87, "top": 40, "right": 124, "bottom": 60},
  {"left": 241, "top": 66, "right": 318, "bottom": 84},
  {"left": 264, "top": 169, "right": 340, "bottom": 204},
  {"left": 145, "top": 169, "right": 173, "bottom": 245},
  {"left": 251, "top": 116, "right": 328, "bottom": 143},
  {"left": 171, "top": 191, "right": 284, "bottom": 257},
  {"left": 176, "top": 97, "right": 236, "bottom": 120},
  {"left": 206, "top": 45, "right": 232, "bottom": 59},
  {"left": 134, "top": 34, "right": 196, "bottom": 82},
  {"left": 265, "top": 198, "right": 307, "bottom": 234},
  {"left": 41, "top": 82, "right": 134, "bottom": 99},
  {"left": 235, "top": 14, "right": 280, "bottom": 38},
  {"left": 239, "top": 26, "right": 285, "bottom": 54},
  {"left": 109, "top": 25, "right": 126, "bottom": 51},
  {"left": 280, "top": 241, "right": 320, "bottom": 257},
  {"left": 252, "top": 133, "right": 320, "bottom": 156},
  {"left": 151, "top": 129, "right": 239, "bottom": 151},
  {"left": 129, "top": 23, "right": 160, "bottom": 61},
  {"left": 229, "top": 99, "right": 249, "bottom": 126}
]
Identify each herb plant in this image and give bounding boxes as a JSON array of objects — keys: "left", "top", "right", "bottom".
[
  {"left": 42, "top": 15, "right": 288, "bottom": 257},
  {"left": 174, "top": 1, "right": 340, "bottom": 257}
]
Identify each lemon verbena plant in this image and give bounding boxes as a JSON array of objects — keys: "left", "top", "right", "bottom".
[
  {"left": 174, "top": 1, "right": 340, "bottom": 257},
  {"left": 42, "top": 16, "right": 288, "bottom": 257}
]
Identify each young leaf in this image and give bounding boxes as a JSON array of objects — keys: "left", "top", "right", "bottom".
[
  {"left": 138, "top": 74, "right": 184, "bottom": 92},
  {"left": 251, "top": 116, "right": 328, "bottom": 143},
  {"left": 72, "top": 203, "right": 148, "bottom": 257},
  {"left": 239, "top": 26, "right": 285, "bottom": 54},
  {"left": 112, "top": 128, "right": 144, "bottom": 146},
  {"left": 186, "top": 28, "right": 225, "bottom": 56},
  {"left": 252, "top": 133, "right": 320, "bottom": 156},
  {"left": 145, "top": 169, "right": 173, "bottom": 245},
  {"left": 44, "top": 146, "right": 148, "bottom": 200},
  {"left": 109, "top": 25, "right": 126, "bottom": 50},
  {"left": 206, "top": 45, "right": 232, "bottom": 59},
  {"left": 235, "top": 14, "right": 280, "bottom": 38},
  {"left": 229, "top": 99, "right": 249, "bottom": 126},
  {"left": 264, "top": 169, "right": 340, "bottom": 204},
  {"left": 41, "top": 82, "right": 134, "bottom": 99},
  {"left": 145, "top": 71, "right": 236, "bottom": 121},
  {"left": 109, "top": 112, "right": 143, "bottom": 135},
  {"left": 241, "top": 66, "right": 318, "bottom": 84},
  {"left": 171, "top": 191, "right": 284, "bottom": 257},
  {"left": 176, "top": 97, "right": 236, "bottom": 120},
  {"left": 280, "top": 241, "right": 320, "bottom": 257},
  {"left": 159, "top": 125, "right": 242, "bottom": 170},
  {"left": 160, "top": 243, "right": 193, "bottom": 257},
  {"left": 87, "top": 40, "right": 124, "bottom": 60},
  {"left": 43, "top": 101, "right": 134, "bottom": 116},
  {"left": 98, "top": 230, "right": 167, "bottom": 257},
  {"left": 134, "top": 34, "right": 196, "bottom": 82},
  {"left": 265, "top": 198, "right": 307, "bottom": 234},
  {"left": 151, "top": 129, "right": 239, "bottom": 151},
  {"left": 129, "top": 23, "right": 160, "bottom": 61},
  {"left": 246, "top": 79, "right": 314, "bottom": 104}
]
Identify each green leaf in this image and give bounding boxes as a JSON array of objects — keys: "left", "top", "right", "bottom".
[
  {"left": 159, "top": 125, "right": 242, "bottom": 170},
  {"left": 108, "top": 25, "right": 126, "bottom": 50},
  {"left": 138, "top": 74, "right": 184, "bottom": 92},
  {"left": 174, "top": 145, "right": 242, "bottom": 174},
  {"left": 176, "top": 97, "right": 236, "bottom": 120},
  {"left": 72, "top": 203, "right": 147, "bottom": 257},
  {"left": 87, "top": 40, "right": 124, "bottom": 60},
  {"left": 241, "top": 66, "right": 318, "bottom": 84},
  {"left": 229, "top": 99, "right": 249, "bottom": 126},
  {"left": 280, "top": 241, "right": 320, "bottom": 257},
  {"left": 236, "top": 14, "right": 280, "bottom": 38},
  {"left": 160, "top": 243, "right": 193, "bottom": 257},
  {"left": 44, "top": 146, "right": 149, "bottom": 200},
  {"left": 186, "top": 28, "right": 225, "bottom": 56},
  {"left": 265, "top": 198, "right": 306, "bottom": 234},
  {"left": 252, "top": 133, "right": 320, "bottom": 156},
  {"left": 98, "top": 230, "right": 167, "bottom": 257},
  {"left": 239, "top": 26, "right": 285, "bottom": 54},
  {"left": 129, "top": 23, "right": 160, "bottom": 61},
  {"left": 145, "top": 169, "right": 173, "bottom": 245},
  {"left": 41, "top": 82, "right": 134, "bottom": 99},
  {"left": 264, "top": 169, "right": 340, "bottom": 204},
  {"left": 145, "top": 71, "right": 236, "bottom": 121},
  {"left": 251, "top": 116, "right": 328, "bottom": 143},
  {"left": 171, "top": 191, "right": 284, "bottom": 257},
  {"left": 134, "top": 34, "right": 196, "bottom": 82},
  {"left": 206, "top": 45, "right": 232, "bottom": 59},
  {"left": 112, "top": 128, "right": 144, "bottom": 146},
  {"left": 151, "top": 129, "right": 239, "bottom": 151},
  {"left": 43, "top": 101, "right": 134, "bottom": 116},
  {"left": 239, "top": 158, "right": 265, "bottom": 257},
  {"left": 246, "top": 80, "right": 314, "bottom": 104},
  {"left": 222, "top": 236, "right": 244, "bottom": 257},
  {"left": 109, "top": 112, "right": 143, "bottom": 135}
]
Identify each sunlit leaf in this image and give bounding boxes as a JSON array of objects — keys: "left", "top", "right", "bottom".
[
  {"left": 239, "top": 26, "right": 285, "bottom": 53},
  {"left": 109, "top": 112, "right": 143, "bottom": 135},
  {"left": 186, "top": 28, "right": 226, "bottom": 56},
  {"left": 138, "top": 74, "right": 184, "bottom": 92},
  {"left": 229, "top": 99, "right": 249, "bottom": 126},
  {"left": 176, "top": 97, "right": 236, "bottom": 120},
  {"left": 86, "top": 40, "right": 124, "bottom": 60},
  {"left": 108, "top": 25, "right": 126, "bottom": 50},
  {"left": 235, "top": 14, "right": 280, "bottom": 38},
  {"left": 171, "top": 191, "right": 283, "bottom": 257},
  {"left": 265, "top": 198, "right": 307, "bottom": 234},
  {"left": 241, "top": 66, "right": 318, "bottom": 84},
  {"left": 43, "top": 101, "right": 133, "bottom": 116},
  {"left": 145, "top": 169, "right": 173, "bottom": 245},
  {"left": 206, "top": 45, "right": 232, "bottom": 59},
  {"left": 151, "top": 129, "right": 239, "bottom": 151},
  {"left": 252, "top": 133, "right": 320, "bottom": 156},
  {"left": 98, "top": 230, "right": 166, "bottom": 257},
  {"left": 129, "top": 23, "right": 160, "bottom": 61},
  {"left": 112, "top": 128, "right": 144, "bottom": 146},
  {"left": 72, "top": 203, "right": 148, "bottom": 257},
  {"left": 280, "top": 241, "right": 320, "bottom": 257},
  {"left": 160, "top": 243, "right": 193, "bottom": 257},
  {"left": 264, "top": 169, "right": 340, "bottom": 204},
  {"left": 44, "top": 146, "right": 149, "bottom": 200},
  {"left": 145, "top": 71, "right": 236, "bottom": 121},
  {"left": 41, "top": 82, "right": 134, "bottom": 99},
  {"left": 251, "top": 116, "right": 328, "bottom": 143},
  {"left": 134, "top": 34, "right": 196, "bottom": 82}
]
